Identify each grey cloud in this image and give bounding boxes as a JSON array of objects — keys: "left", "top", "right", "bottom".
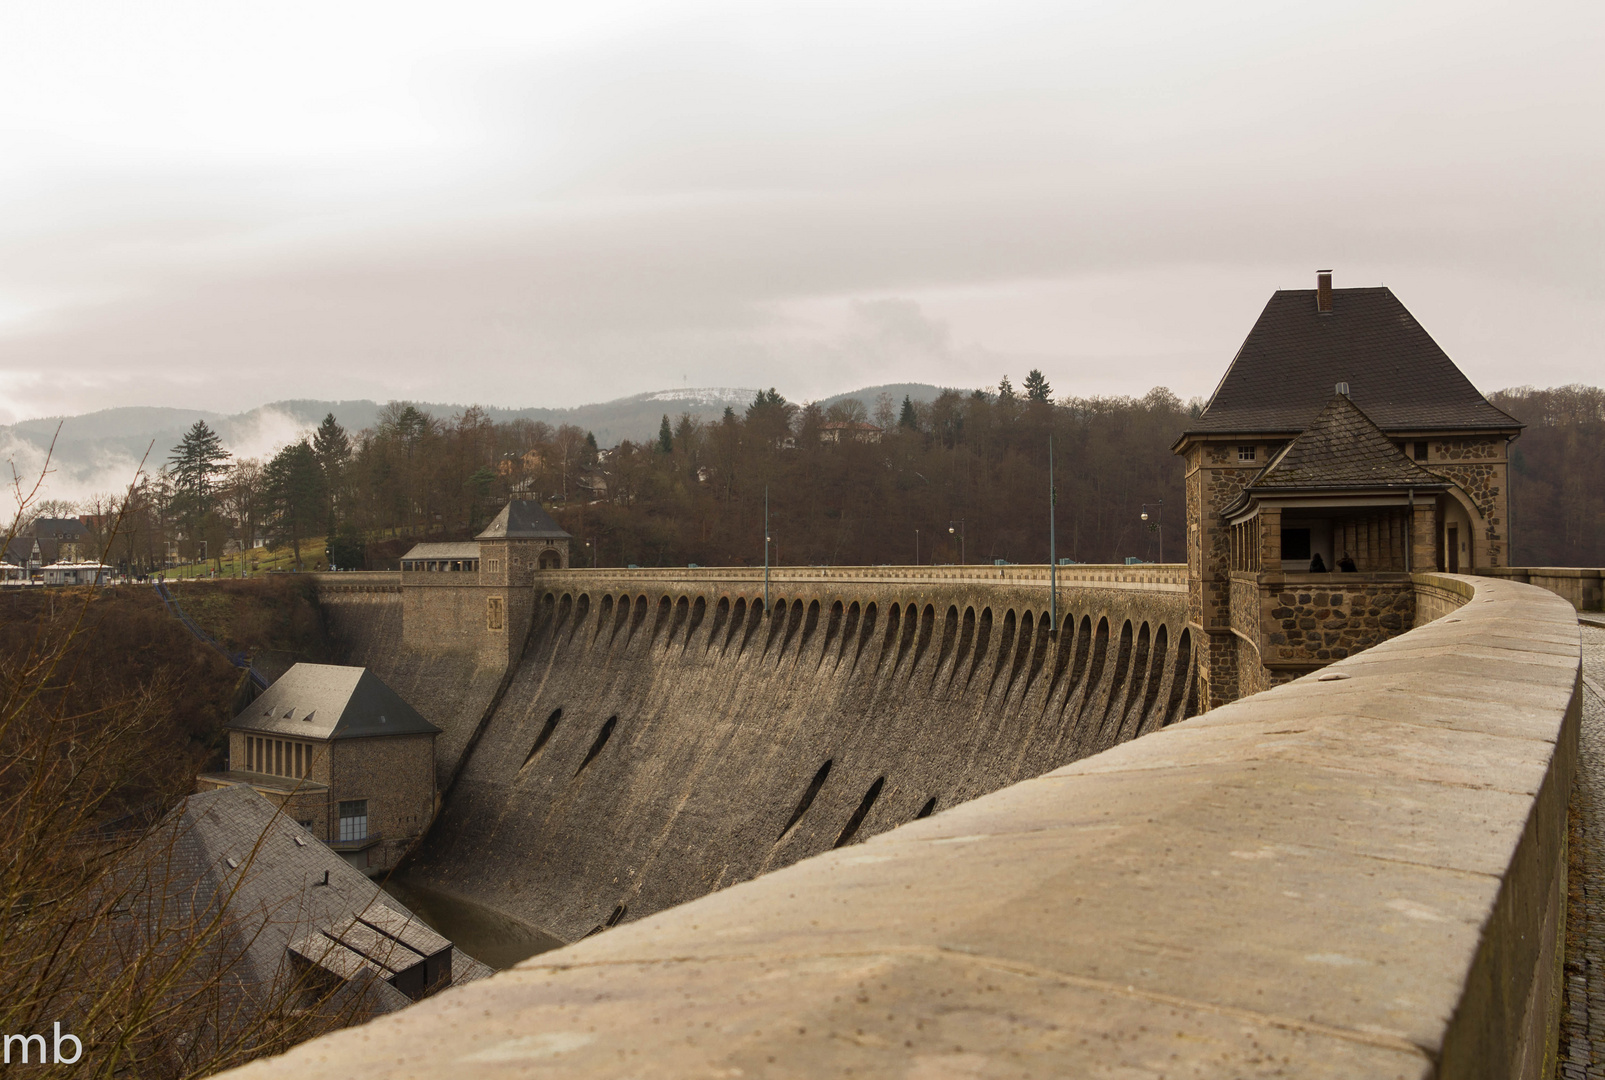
[{"left": 0, "top": 0, "right": 1599, "bottom": 421}]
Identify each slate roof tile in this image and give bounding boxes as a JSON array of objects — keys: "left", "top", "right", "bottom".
[
  {"left": 229, "top": 663, "right": 439, "bottom": 741},
  {"left": 476, "top": 500, "right": 570, "bottom": 541},
  {"left": 1249, "top": 394, "right": 1448, "bottom": 491},
  {"left": 1187, "top": 287, "right": 1519, "bottom": 435}
]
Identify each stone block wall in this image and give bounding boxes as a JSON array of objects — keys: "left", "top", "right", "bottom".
[
  {"left": 1425, "top": 435, "right": 1509, "bottom": 568},
  {"left": 330, "top": 732, "right": 437, "bottom": 873},
  {"left": 1227, "top": 571, "right": 1418, "bottom": 691}
]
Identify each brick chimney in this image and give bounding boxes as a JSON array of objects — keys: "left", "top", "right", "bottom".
[{"left": 1316, "top": 270, "right": 1332, "bottom": 313}]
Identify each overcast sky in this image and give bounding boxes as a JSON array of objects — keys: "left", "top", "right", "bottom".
[{"left": 0, "top": 0, "right": 1599, "bottom": 423}]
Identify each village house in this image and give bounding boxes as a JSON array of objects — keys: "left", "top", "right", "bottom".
[
  {"left": 818, "top": 420, "right": 885, "bottom": 444},
  {"left": 1175, "top": 271, "right": 1522, "bottom": 705},
  {"left": 196, "top": 664, "right": 440, "bottom": 875}
]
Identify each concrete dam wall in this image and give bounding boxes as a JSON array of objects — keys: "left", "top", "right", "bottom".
[
  {"left": 317, "top": 566, "right": 1193, "bottom": 942},
  {"left": 240, "top": 571, "right": 1584, "bottom": 1080}
]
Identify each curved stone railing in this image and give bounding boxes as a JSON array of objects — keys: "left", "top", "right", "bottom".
[{"left": 235, "top": 572, "right": 1581, "bottom": 1080}]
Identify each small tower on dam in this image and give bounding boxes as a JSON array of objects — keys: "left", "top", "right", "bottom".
[
  {"left": 397, "top": 499, "right": 572, "bottom": 665},
  {"left": 476, "top": 499, "right": 572, "bottom": 582},
  {"left": 1174, "top": 270, "right": 1523, "bottom": 706}
]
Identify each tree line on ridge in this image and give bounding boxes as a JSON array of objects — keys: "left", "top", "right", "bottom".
[{"left": 26, "top": 377, "right": 1605, "bottom": 573}]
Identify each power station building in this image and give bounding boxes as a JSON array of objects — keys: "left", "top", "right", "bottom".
[{"left": 197, "top": 663, "right": 440, "bottom": 875}]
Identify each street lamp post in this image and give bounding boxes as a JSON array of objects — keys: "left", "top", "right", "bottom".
[
  {"left": 763, "top": 486, "right": 770, "bottom": 610},
  {"left": 1049, "top": 434, "right": 1057, "bottom": 633},
  {"left": 947, "top": 520, "right": 965, "bottom": 566},
  {"left": 1140, "top": 500, "right": 1164, "bottom": 563},
  {"left": 915, "top": 528, "right": 920, "bottom": 566}
]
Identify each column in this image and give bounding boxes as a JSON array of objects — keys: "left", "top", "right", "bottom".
[{"left": 1259, "top": 508, "right": 1281, "bottom": 573}]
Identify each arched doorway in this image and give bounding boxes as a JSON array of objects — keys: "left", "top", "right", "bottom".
[{"left": 538, "top": 548, "right": 563, "bottom": 570}]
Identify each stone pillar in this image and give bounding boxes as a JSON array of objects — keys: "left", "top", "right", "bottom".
[
  {"left": 1258, "top": 508, "right": 1282, "bottom": 573},
  {"left": 1410, "top": 501, "right": 1436, "bottom": 573}
]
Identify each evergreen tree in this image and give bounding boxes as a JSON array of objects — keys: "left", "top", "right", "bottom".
[
  {"left": 1024, "top": 368, "right": 1052, "bottom": 402},
  {"left": 997, "top": 375, "right": 1016, "bottom": 400},
  {"left": 311, "top": 413, "right": 351, "bottom": 540},
  {"left": 264, "top": 440, "right": 326, "bottom": 570},
  {"left": 311, "top": 413, "right": 350, "bottom": 474},
  {"left": 657, "top": 414, "right": 674, "bottom": 454},
  {"left": 167, "top": 420, "right": 231, "bottom": 564},
  {"left": 168, "top": 420, "right": 231, "bottom": 497},
  {"left": 898, "top": 395, "right": 918, "bottom": 429}
]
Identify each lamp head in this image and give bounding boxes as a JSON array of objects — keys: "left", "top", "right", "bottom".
[{"left": 1141, "top": 511, "right": 1148, "bottom": 521}]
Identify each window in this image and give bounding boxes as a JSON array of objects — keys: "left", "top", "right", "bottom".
[
  {"left": 1413, "top": 441, "right": 1428, "bottom": 461},
  {"left": 1237, "top": 446, "right": 1256, "bottom": 462},
  {"left": 338, "top": 801, "right": 368, "bottom": 843},
  {"left": 487, "top": 595, "right": 505, "bottom": 630}
]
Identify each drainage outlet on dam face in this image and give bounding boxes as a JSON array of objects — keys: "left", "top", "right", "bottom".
[
  {"left": 777, "top": 760, "right": 832, "bottom": 842},
  {"left": 520, "top": 709, "right": 563, "bottom": 772},
  {"left": 833, "top": 776, "right": 885, "bottom": 848},
  {"left": 574, "top": 716, "right": 617, "bottom": 777},
  {"left": 582, "top": 904, "right": 628, "bottom": 939}
]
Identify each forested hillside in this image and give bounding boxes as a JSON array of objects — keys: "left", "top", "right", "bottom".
[
  {"left": 1489, "top": 385, "right": 1605, "bottom": 567},
  {"left": 45, "top": 380, "right": 1605, "bottom": 572}
]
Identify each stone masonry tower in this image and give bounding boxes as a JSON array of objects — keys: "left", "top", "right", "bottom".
[
  {"left": 1173, "top": 272, "right": 1522, "bottom": 709},
  {"left": 475, "top": 500, "right": 572, "bottom": 662}
]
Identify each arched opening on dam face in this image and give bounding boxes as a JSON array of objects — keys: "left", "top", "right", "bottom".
[
  {"left": 708, "top": 596, "right": 730, "bottom": 650},
  {"left": 965, "top": 608, "right": 993, "bottom": 689},
  {"left": 915, "top": 797, "right": 937, "bottom": 820},
  {"left": 567, "top": 593, "right": 590, "bottom": 644},
  {"left": 834, "top": 777, "right": 886, "bottom": 848},
  {"left": 778, "top": 760, "right": 833, "bottom": 841},
  {"left": 684, "top": 595, "right": 706, "bottom": 647},
  {"left": 834, "top": 601, "right": 861, "bottom": 670},
  {"left": 738, "top": 598, "right": 764, "bottom": 656},
  {"left": 610, "top": 593, "right": 631, "bottom": 643},
  {"left": 1140, "top": 625, "right": 1168, "bottom": 728},
  {"left": 1165, "top": 628, "right": 1193, "bottom": 725}
]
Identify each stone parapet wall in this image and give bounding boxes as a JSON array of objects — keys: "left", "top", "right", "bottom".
[
  {"left": 227, "top": 573, "right": 1582, "bottom": 1080},
  {"left": 1478, "top": 567, "right": 1604, "bottom": 612},
  {"left": 530, "top": 562, "right": 1187, "bottom": 591}
]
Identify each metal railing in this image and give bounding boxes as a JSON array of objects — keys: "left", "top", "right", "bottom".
[{"left": 152, "top": 581, "right": 270, "bottom": 691}]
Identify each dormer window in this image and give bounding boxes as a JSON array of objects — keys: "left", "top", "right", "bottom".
[
  {"left": 1412, "top": 442, "right": 1428, "bottom": 461},
  {"left": 1237, "top": 446, "right": 1256, "bottom": 462}
]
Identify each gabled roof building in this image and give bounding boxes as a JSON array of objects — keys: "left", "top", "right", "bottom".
[
  {"left": 1175, "top": 272, "right": 1521, "bottom": 705},
  {"left": 198, "top": 664, "right": 439, "bottom": 875}
]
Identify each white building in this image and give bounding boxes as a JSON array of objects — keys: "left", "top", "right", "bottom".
[{"left": 41, "top": 562, "right": 112, "bottom": 586}]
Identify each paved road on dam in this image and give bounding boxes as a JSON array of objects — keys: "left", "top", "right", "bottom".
[{"left": 1560, "top": 618, "right": 1605, "bottom": 1079}]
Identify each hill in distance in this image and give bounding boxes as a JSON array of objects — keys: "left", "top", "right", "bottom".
[{"left": 0, "top": 384, "right": 948, "bottom": 504}]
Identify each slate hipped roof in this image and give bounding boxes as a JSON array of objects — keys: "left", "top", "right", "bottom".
[
  {"left": 120, "top": 785, "right": 489, "bottom": 1017},
  {"left": 229, "top": 663, "right": 439, "bottom": 741},
  {"left": 400, "top": 542, "right": 482, "bottom": 561},
  {"left": 1223, "top": 394, "right": 1446, "bottom": 518},
  {"left": 1186, "top": 287, "right": 1520, "bottom": 436},
  {"left": 476, "top": 500, "right": 570, "bottom": 541}
]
